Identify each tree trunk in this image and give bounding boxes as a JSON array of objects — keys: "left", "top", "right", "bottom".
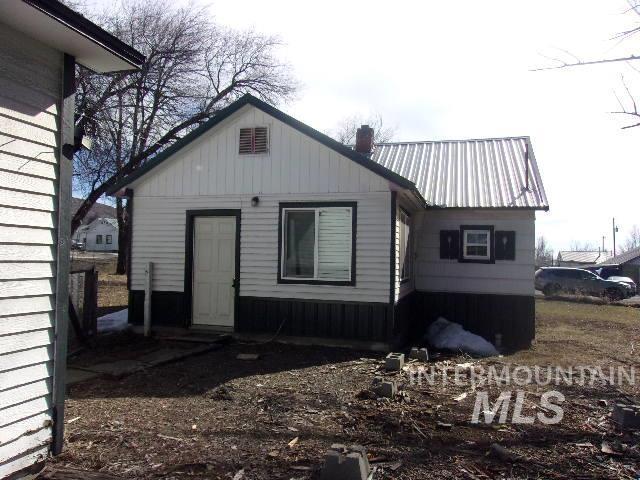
[{"left": 115, "top": 197, "right": 129, "bottom": 274}]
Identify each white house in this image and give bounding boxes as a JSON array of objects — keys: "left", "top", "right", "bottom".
[
  {"left": 109, "top": 94, "right": 548, "bottom": 351},
  {"left": 0, "top": 1, "right": 143, "bottom": 477},
  {"left": 557, "top": 250, "right": 611, "bottom": 268},
  {"left": 73, "top": 217, "right": 119, "bottom": 251}
]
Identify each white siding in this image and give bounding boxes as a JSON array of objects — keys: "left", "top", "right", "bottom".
[
  {"left": 132, "top": 105, "right": 390, "bottom": 197},
  {"left": 414, "top": 209, "right": 535, "bottom": 296},
  {"left": 75, "top": 219, "right": 118, "bottom": 251},
  {"left": 131, "top": 193, "right": 391, "bottom": 303},
  {"left": 130, "top": 105, "right": 393, "bottom": 304},
  {"left": 0, "top": 24, "right": 61, "bottom": 477}
]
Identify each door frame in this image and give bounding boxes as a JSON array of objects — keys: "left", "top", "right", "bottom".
[{"left": 184, "top": 209, "right": 241, "bottom": 328}]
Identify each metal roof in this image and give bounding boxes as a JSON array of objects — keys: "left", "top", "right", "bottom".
[
  {"left": 557, "top": 251, "right": 612, "bottom": 264},
  {"left": 370, "top": 137, "right": 548, "bottom": 209},
  {"left": 598, "top": 246, "right": 640, "bottom": 265}
]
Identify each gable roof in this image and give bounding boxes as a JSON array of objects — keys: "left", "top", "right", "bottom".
[
  {"left": 598, "top": 245, "right": 640, "bottom": 266},
  {"left": 370, "top": 137, "right": 548, "bottom": 209},
  {"left": 557, "top": 250, "right": 611, "bottom": 264},
  {"left": 0, "top": 0, "right": 145, "bottom": 72},
  {"left": 107, "top": 94, "right": 423, "bottom": 201}
]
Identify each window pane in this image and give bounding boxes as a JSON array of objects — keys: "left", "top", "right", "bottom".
[
  {"left": 399, "top": 211, "right": 411, "bottom": 279},
  {"left": 317, "top": 208, "right": 351, "bottom": 280},
  {"left": 466, "top": 232, "right": 488, "bottom": 244},
  {"left": 466, "top": 245, "right": 487, "bottom": 256},
  {"left": 283, "top": 211, "right": 315, "bottom": 278}
]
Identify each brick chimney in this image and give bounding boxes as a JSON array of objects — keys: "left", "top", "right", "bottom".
[{"left": 355, "top": 124, "right": 374, "bottom": 154}]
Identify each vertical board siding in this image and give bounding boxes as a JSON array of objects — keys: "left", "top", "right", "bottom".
[
  {"left": 131, "top": 193, "right": 391, "bottom": 303},
  {"left": 0, "top": 23, "right": 61, "bottom": 477},
  {"left": 414, "top": 209, "right": 535, "bottom": 296},
  {"left": 130, "top": 105, "right": 393, "bottom": 305},
  {"left": 133, "top": 105, "right": 390, "bottom": 197}
]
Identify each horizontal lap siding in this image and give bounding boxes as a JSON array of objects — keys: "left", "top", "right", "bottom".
[
  {"left": 414, "top": 209, "right": 535, "bottom": 296},
  {"left": 130, "top": 105, "right": 392, "bottom": 304},
  {"left": 131, "top": 193, "right": 391, "bottom": 303},
  {"left": 0, "top": 23, "right": 60, "bottom": 477}
]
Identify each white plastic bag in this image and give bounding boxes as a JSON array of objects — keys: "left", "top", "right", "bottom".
[
  {"left": 426, "top": 317, "right": 498, "bottom": 357},
  {"left": 97, "top": 308, "right": 129, "bottom": 333}
]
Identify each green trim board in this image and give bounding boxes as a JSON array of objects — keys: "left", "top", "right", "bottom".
[{"left": 106, "top": 94, "right": 425, "bottom": 204}]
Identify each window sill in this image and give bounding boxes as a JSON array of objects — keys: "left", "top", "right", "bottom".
[
  {"left": 459, "top": 257, "right": 495, "bottom": 264},
  {"left": 278, "top": 278, "right": 355, "bottom": 286}
]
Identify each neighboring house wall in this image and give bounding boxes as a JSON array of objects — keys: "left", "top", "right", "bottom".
[
  {"left": 0, "top": 24, "right": 61, "bottom": 477},
  {"left": 84, "top": 219, "right": 118, "bottom": 251},
  {"left": 414, "top": 209, "right": 535, "bottom": 295},
  {"left": 128, "top": 105, "right": 395, "bottom": 340}
]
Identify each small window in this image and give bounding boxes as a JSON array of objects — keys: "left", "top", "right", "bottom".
[
  {"left": 280, "top": 204, "right": 355, "bottom": 284},
  {"left": 106, "top": 234, "right": 113, "bottom": 244},
  {"left": 460, "top": 225, "right": 493, "bottom": 262},
  {"left": 239, "top": 127, "right": 269, "bottom": 154},
  {"left": 96, "top": 234, "right": 103, "bottom": 244},
  {"left": 398, "top": 209, "right": 411, "bottom": 281}
]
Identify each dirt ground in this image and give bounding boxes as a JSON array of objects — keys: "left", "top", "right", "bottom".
[{"left": 48, "top": 298, "right": 640, "bottom": 479}]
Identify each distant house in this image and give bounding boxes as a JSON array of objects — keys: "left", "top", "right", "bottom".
[
  {"left": 107, "top": 94, "right": 549, "bottom": 352},
  {"left": 73, "top": 217, "right": 119, "bottom": 251},
  {"left": 595, "top": 246, "right": 640, "bottom": 284},
  {"left": 71, "top": 197, "right": 116, "bottom": 225},
  {"left": 0, "top": 1, "right": 143, "bottom": 477},
  {"left": 557, "top": 250, "right": 611, "bottom": 268}
]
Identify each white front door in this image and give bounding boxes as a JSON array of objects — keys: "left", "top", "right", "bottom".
[{"left": 192, "top": 216, "right": 236, "bottom": 328}]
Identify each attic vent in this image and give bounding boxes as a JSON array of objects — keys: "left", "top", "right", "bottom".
[{"left": 239, "top": 127, "right": 269, "bottom": 155}]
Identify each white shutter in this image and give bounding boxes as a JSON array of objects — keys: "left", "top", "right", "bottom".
[{"left": 317, "top": 208, "right": 351, "bottom": 280}]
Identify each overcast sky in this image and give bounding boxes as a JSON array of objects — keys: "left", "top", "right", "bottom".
[{"left": 97, "top": 0, "right": 640, "bottom": 253}]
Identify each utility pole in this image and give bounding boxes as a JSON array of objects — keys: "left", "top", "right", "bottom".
[
  {"left": 613, "top": 218, "right": 619, "bottom": 257},
  {"left": 602, "top": 236, "right": 606, "bottom": 253}
]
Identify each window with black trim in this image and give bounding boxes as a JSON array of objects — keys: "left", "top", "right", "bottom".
[
  {"left": 239, "top": 126, "right": 269, "bottom": 154},
  {"left": 96, "top": 234, "right": 103, "bottom": 244},
  {"left": 398, "top": 209, "right": 411, "bottom": 281},
  {"left": 106, "top": 234, "right": 113, "bottom": 245},
  {"left": 279, "top": 203, "right": 356, "bottom": 284},
  {"left": 460, "top": 225, "right": 494, "bottom": 262}
]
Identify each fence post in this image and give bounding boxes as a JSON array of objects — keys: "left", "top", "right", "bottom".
[
  {"left": 82, "top": 267, "right": 98, "bottom": 336},
  {"left": 144, "top": 262, "right": 153, "bottom": 337}
]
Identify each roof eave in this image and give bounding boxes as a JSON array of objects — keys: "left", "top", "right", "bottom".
[{"left": 107, "top": 94, "right": 415, "bottom": 195}]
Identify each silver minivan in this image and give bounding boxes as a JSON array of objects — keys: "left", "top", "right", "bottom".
[{"left": 535, "top": 267, "right": 633, "bottom": 300}]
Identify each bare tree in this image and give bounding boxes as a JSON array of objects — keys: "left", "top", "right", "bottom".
[
  {"left": 533, "top": 2, "right": 640, "bottom": 129},
  {"left": 329, "top": 114, "right": 395, "bottom": 145},
  {"left": 535, "top": 236, "right": 554, "bottom": 267},
  {"left": 72, "top": 1, "right": 296, "bottom": 273},
  {"left": 569, "top": 240, "right": 598, "bottom": 251},
  {"left": 621, "top": 224, "right": 640, "bottom": 252}
]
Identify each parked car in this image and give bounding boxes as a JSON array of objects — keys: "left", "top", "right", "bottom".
[
  {"left": 71, "top": 240, "right": 85, "bottom": 251},
  {"left": 535, "top": 267, "right": 634, "bottom": 300},
  {"left": 606, "top": 276, "right": 637, "bottom": 295},
  {"left": 583, "top": 265, "right": 621, "bottom": 279}
]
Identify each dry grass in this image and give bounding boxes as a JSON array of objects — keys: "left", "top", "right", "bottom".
[
  {"left": 71, "top": 254, "right": 127, "bottom": 312},
  {"left": 513, "top": 299, "right": 640, "bottom": 368}
]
